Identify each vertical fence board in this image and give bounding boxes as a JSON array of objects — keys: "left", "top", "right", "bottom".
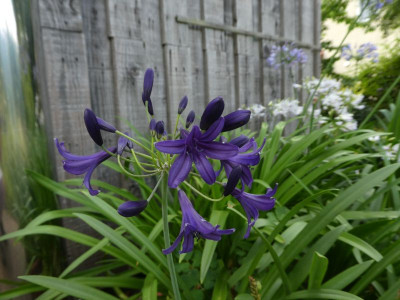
[{"left": 261, "top": 0, "right": 281, "bottom": 104}]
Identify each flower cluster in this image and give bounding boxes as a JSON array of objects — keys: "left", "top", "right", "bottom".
[
  {"left": 303, "top": 77, "right": 365, "bottom": 131},
  {"left": 55, "top": 68, "right": 277, "bottom": 254},
  {"left": 270, "top": 98, "right": 303, "bottom": 119},
  {"left": 341, "top": 43, "right": 379, "bottom": 63},
  {"left": 266, "top": 43, "right": 307, "bottom": 69},
  {"left": 373, "top": 0, "right": 393, "bottom": 9}
]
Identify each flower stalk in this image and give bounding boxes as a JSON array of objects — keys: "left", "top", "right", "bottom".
[{"left": 161, "top": 174, "right": 181, "bottom": 299}]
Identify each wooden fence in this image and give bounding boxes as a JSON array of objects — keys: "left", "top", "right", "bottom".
[{"left": 31, "top": 0, "right": 320, "bottom": 259}]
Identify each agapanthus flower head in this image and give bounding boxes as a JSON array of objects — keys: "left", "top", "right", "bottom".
[
  {"left": 232, "top": 184, "right": 277, "bottom": 238},
  {"left": 186, "top": 110, "right": 195, "bottom": 129},
  {"left": 156, "top": 117, "right": 238, "bottom": 188},
  {"left": 117, "top": 132, "right": 133, "bottom": 155},
  {"left": 118, "top": 200, "right": 148, "bottom": 217},
  {"left": 200, "top": 97, "right": 225, "bottom": 130},
  {"left": 374, "top": 0, "right": 392, "bottom": 9},
  {"left": 271, "top": 99, "right": 303, "bottom": 119},
  {"left": 267, "top": 43, "right": 307, "bottom": 69},
  {"left": 178, "top": 96, "right": 188, "bottom": 114},
  {"left": 341, "top": 43, "right": 378, "bottom": 63},
  {"left": 84, "top": 108, "right": 116, "bottom": 146},
  {"left": 55, "top": 138, "right": 116, "bottom": 196},
  {"left": 163, "top": 190, "right": 235, "bottom": 254},
  {"left": 222, "top": 110, "right": 251, "bottom": 132},
  {"left": 341, "top": 45, "right": 352, "bottom": 61}
]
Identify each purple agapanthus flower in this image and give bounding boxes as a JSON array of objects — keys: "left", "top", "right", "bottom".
[
  {"left": 218, "top": 137, "right": 266, "bottom": 188},
  {"left": 231, "top": 185, "right": 277, "bottom": 238},
  {"left": 163, "top": 190, "right": 235, "bottom": 254},
  {"left": 155, "top": 117, "right": 239, "bottom": 188},
  {"left": 341, "top": 43, "right": 379, "bottom": 63},
  {"left": 118, "top": 200, "right": 148, "bottom": 217},
  {"left": 267, "top": 43, "right": 307, "bottom": 69},
  {"left": 55, "top": 138, "right": 116, "bottom": 196}
]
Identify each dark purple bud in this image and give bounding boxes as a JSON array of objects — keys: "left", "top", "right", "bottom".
[
  {"left": 142, "top": 68, "right": 154, "bottom": 102},
  {"left": 155, "top": 121, "right": 165, "bottom": 139},
  {"left": 96, "top": 117, "right": 116, "bottom": 133},
  {"left": 186, "top": 110, "right": 195, "bottom": 129},
  {"left": 178, "top": 96, "right": 188, "bottom": 114},
  {"left": 117, "top": 132, "right": 133, "bottom": 155},
  {"left": 149, "top": 118, "right": 156, "bottom": 135},
  {"left": 229, "top": 135, "right": 250, "bottom": 148},
  {"left": 118, "top": 200, "right": 148, "bottom": 217},
  {"left": 147, "top": 99, "right": 154, "bottom": 116},
  {"left": 84, "top": 108, "right": 103, "bottom": 146},
  {"left": 224, "top": 166, "right": 242, "bottom": 196},
  {"left": 200, "top": 97, "right": 225, "bottom": 130},
  {"left": 222, "top": 110, "right": 251, "bottom": 132}
]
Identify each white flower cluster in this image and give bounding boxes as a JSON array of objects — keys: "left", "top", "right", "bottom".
[
  {"left": 247, "top": 104, "right": 267, "bottom": 119},
  {"left": 368, "top": 135, "right": 400, "bottom": 161},
  {"left": 270, "top": 99, "right": 303, "bottom": 119},
  {"left": 302, "top": 78, "right": 365, "bottom": 132}
]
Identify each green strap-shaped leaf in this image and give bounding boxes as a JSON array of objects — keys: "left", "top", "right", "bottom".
[
  {"left": 200, "top": 210, "right": 229, "bottom": 283},
  {"left": 19, "top": 276, "right": 119, "bottom": 300},
  {"left": 75, "top": 213, "right": 171, "bottom": 290},
  {"left": 285, "top": 289, "right": 363, "bottom": 300},
  {"left": 322, "top": 260, "right": 373, "bottom": 290},
  {"left": 142, "top": 274, "right": 158, "bottom": 300},
  {"left": 308, "top": 252, "right": 328, "bottom": 290}
]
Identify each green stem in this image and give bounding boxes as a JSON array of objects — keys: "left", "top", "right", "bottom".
[
  {"left": 182, "top": 181, "right": 225, "bottom": 202},
  {"left": 117, "top": 155, "right": 159, "bottom": 178},
  {"left": 115, "top": 130, "right": 152, "bottom": 154},
  {"left": 161, "top": 174, "right": 181, "bottom": 299}
]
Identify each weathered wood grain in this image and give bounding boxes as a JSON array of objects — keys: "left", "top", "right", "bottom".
[
  {"left": 261, "top": 0, "right": 281, "bottom": 104},
  {"left": 38, "top": 0, "right": 83, "bottom": 31},
  {"left": 234, "top": 0, "right": 256, "bottom": 109}
]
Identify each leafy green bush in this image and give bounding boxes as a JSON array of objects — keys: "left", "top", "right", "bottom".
[
  {"left": 357, "top": 40, "right": 400, "bottom": 107},
  {"left": 1, "top": 116, "right": 400, "bottom": 299}
]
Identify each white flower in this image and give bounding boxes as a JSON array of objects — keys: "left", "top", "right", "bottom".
[
  {"left": 293, "top": 83, "right": 302, "bottom": 89},
  {"left": 383, "top": 144, "right": 399, "bottom": 160},
  {"left": 272, "top": 99, "right": 303, "bottom": 119},
  {"left": 248, "top": 104, "right": 266, "bottom": 118},
  {"left": 368, "top": 135, "right": 381, "bottom": 142},
  {"left": 321, "top": 92, "right": 344, "bottom": 111}
]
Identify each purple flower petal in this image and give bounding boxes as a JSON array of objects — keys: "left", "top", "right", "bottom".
[
  {"left": 155, "top": 139, "right": 186, "bottom": 154},
  {"left": 229, "top": 135, "right": 250, "bottom": 148},
  {"left": 142, "top": 68, "right": 154, "bottom": 102},
  {"left": 168, "top": 152, "right": 192, "bottom": 188},
  {"left": 192, "top": 151, "right": 216, "bottom": 184},
  {"left": 186, "top": 110, "right": 195, "bottom": 128},
  {"left": 200, "top": 117, "right": 225, "bottom": 141},
  {"left": 197, "top": 141, "right": 239, "bottom": 160}
]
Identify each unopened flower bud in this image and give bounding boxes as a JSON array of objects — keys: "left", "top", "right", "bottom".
[
  {"left": 200, "top": 97, "right": 224, "bottom": 130},
  {"left": 224, "top": 166, "right": 242, "bottom": 196},
  {"left": 222, "top": 110, "right": 251, "bottom": 132},
  {"left": 84, "top": 108, "right": 103, "bottom": 146},
  {"left": 118, "top": 200, "right": 148, "bottom": 217},
  {"left": 142, "top": 68, "right": 154, "bottom": 104},
  {"left": 186, "top": 110, "right": 195, "bottom": 129},
  {"left": 178, "top": 96, "right": 188, "bottom": 114},
  {"left": 155, "top": 121, "right": 165, "bottom": 139}
]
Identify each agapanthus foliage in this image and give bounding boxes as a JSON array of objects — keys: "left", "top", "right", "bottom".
[
  {"left": 55, "top": 67, "right": 276, "bottom": 255},
  {"left": 267, "top": 43, "right": 307, "bottom": 69}
]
